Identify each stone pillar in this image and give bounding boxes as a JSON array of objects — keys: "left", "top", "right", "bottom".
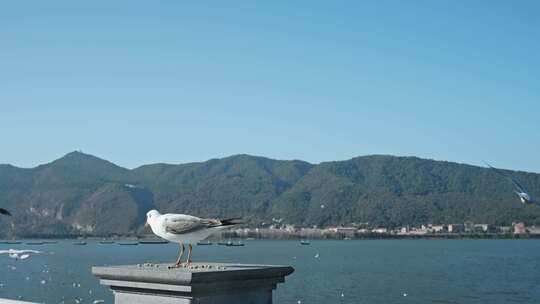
[{"left": 92, "top": 263, "right": 294, "bottom": 304}]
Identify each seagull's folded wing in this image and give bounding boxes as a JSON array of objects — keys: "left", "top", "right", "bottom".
[{"left": 164, "top": 214, "right": 217, "bottom": 234}]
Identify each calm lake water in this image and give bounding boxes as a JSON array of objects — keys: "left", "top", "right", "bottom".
[{"left": 0, "top": 239, "right": 539, "bottom": 304}]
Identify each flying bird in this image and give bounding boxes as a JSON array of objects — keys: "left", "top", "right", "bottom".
[
  {"left": 485, "top": 162, "right": 537, "bottom": 205},
  {"left": 0, "top": 208, "right": 12, "bottom": 216},
  {"left": 145, "top": 210, "right": 242, "bottom": 267},
  {"left": 0, "top": 249, "right": 41, "bottom": 260}
]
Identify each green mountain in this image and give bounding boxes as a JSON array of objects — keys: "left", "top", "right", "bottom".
[{"left": 0, "top": 152, "right": 539, "bottom": 237}]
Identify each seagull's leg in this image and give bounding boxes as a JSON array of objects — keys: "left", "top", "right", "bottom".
[
  {"left": 187, "top": 244, "right": 193, "bottom": 265},
  {"left": 175, "top": 243, "right": 185, "bottom": 267}
]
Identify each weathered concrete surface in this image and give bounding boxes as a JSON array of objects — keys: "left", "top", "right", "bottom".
[
  {"left": 92, "top": 263, "right": 294, "bottom": 304},
  {"left": 0, "top": 299, "right": 38, "bottom": 304}
]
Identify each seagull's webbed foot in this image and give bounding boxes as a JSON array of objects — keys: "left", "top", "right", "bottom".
[
  {"left": 170, "top": 263, "right": 183, "bottom": 269},
  {"left": 170, "top": 243, "right": 185, "bottom": 269}
]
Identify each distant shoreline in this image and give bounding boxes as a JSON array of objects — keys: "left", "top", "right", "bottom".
[{"left": 2, "top": 233, "right": 539, "bottom": 241}]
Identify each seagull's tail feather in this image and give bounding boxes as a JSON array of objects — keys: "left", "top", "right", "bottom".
[{"left": 219, "top": 218, "right": 244, "bottom": 226}]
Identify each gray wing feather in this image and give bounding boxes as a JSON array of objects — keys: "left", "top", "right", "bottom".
[{"left": 164, "top": 215, "right": 220, "bottom": 234}]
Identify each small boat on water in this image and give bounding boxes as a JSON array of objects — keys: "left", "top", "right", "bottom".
[
  {"left": 118, "top": 242, "right": 139, "bottom": 246},
  {"left": 99, "top": 240, "right": 115, "bottom": 244},
  {"left": 197, "top": 240, "right": 213, "bottom": 245},
  {"left": 225, "top": 240, "right": 245, "bottom": 247},
  {"left": 25, "top": 241, "right": 45, "bottom": 245},
  {"left": 300, "top": 240, "right": 311, "bottom": 245},
  {"left": 217, "top": 240, "right": 229, "bottom": 246},
  {"left": 43, "top": 241, "right": 58, "bottom": 244},
  {"left": 73, "top": 241, "right": 87, "bottom": 245},
  {"left": 6, "top": 241, "right": 22, "bottom": 244},
  {"left": 139, "top": 240, "right": 168, "bottom": 244}
]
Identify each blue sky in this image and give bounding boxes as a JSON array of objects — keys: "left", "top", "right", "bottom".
[{"left": 1, "top": 1, "right": 539, "bottom": 172}]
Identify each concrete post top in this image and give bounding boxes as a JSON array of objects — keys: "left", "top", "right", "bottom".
[
  {"left": 0, "top": 299, "right": 38, "bottom": 304},
  {"left": 93, "top": 263, "right": 294, "bottom": 303},
  {"left": 92, "top": 263, "right": 294, "bottom": 286}
]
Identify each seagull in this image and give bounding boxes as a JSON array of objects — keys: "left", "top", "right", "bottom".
[
  {"left": 485, "top": 162, "right": 537, "bottom": 205},
  {"left": 0, "top": 208, "right": 12, "bottom": 216},
  {"left": 145, "top": 210, "right": 242, "bottom": 267}
]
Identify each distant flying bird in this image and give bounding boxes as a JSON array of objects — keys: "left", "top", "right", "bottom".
[
  {"left": 145, "top": 210, "right": 242, "bottom": 267},
  {"left": 0, "top": 249, "right": 41, "bottom": 260},
  {"left": 485, "top": 162, "right": 537, "bottom": 205},
  {"left": 0, "top": 208, "right": 12, "bottom": 216}
]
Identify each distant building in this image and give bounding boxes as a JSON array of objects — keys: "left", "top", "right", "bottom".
[
  {"left": 499, "top": 226, "right": 512, "bottom": 234},
  {"left": 448, "top": 224, "right": 465, "bottom": 233},
  {"left": 430, "top": 225, "right": 446, "bottom": 233},
  {"left": 283, "top": 224, "right": 296, "bottom": 232},
  {"left": 326, "top": 227, "right": 338, "bottom": 233},
  {"left": 336, "top": 227, "right": 357, "bottom": 233},
  {"left": 464, "top": 222, "right": 474, "bottom": 233},
  {"left": 514, "top": 222, "right": 526, "bottom": 235},
  {"left": 372, "top": 228, "right": 388, "bottom": 234},
  {"left": 326, "top": 226, "right": 357, "bottom": 234},
  {"left": 299, "top": 228, "right": 324, "bottom": 238},
  {"left": 409, "top": 227, "right": 427, "bottom": 235},
  {"left": 528, "top": 226, "right": 540, "bottom": 235},
  {"left": 473, "top": 224, "right": 492, "bottom": 233},
  {"left": 326, "top": 227, "right": 357, "bottom": 238}
]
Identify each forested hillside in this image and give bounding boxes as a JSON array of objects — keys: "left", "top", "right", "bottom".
[{"left": 0, "top": 152, "right": 538, "bottom": 237}]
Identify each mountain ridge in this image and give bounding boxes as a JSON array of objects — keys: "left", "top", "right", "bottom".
[
  {"left": 4, "top": 151, "right": 537, "bottom": 175},
  {"left": 0, "top": 151, "right": 539, "bottom": 237}
]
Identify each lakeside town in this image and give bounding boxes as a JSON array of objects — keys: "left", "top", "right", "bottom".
[{"left": 224, "top": 221, "right": 540, "bottom": 240}]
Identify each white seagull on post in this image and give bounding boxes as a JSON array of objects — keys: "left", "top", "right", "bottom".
[{"left": 145, "top": 210, "right": 242, "bottom": 267}]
